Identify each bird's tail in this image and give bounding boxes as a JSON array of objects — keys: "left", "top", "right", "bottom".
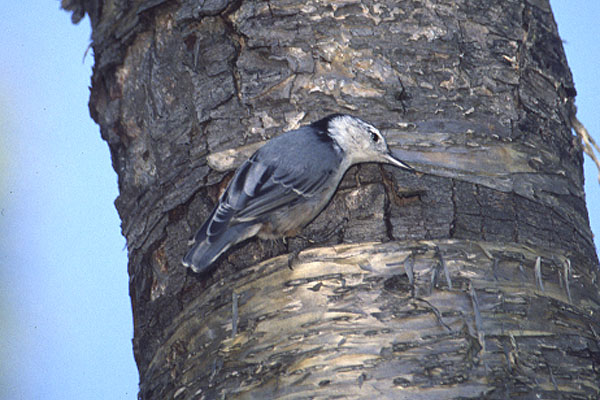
[{"left": 182, "top": 222, "right": 259, "bottom": 274}]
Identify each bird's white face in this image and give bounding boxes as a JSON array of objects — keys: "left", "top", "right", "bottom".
[{"left": 328, "top": 115, "right": 412, "bottom": 170}]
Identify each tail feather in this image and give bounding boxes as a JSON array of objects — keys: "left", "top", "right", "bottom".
[{"left": 182, "top": 222, "right": 260, "bottom": 274}]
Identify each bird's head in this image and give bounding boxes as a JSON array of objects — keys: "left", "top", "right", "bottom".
[{"left": 324, "top": 114, "right": 413, "bottom": 171}]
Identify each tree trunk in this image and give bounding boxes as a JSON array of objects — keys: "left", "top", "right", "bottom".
[{"left": 64, "top": 0, "right": 600, "bottom": 398}]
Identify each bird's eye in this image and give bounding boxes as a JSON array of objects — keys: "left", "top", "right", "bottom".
[{"left": 371, "top": 132, "right": 379, "bottom": 143}]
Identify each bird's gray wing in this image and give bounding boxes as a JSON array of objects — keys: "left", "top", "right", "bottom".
[
  {"left": 228, "top": 151, "right": 334, "bottom": 223},
  {"left": 198, "top": 157, "right": 304, "bottom": 241},
  {"left": 207, "top": 126, "right": 342, "bottom": 237}
]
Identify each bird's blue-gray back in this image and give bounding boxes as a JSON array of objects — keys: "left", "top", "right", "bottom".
[{"left": 220, "top": 126, "right": 344, "bottom": 227}]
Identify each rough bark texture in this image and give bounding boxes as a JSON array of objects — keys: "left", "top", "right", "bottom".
[{"left": 64, "top": 0, "right": 600, "bottom": 398}]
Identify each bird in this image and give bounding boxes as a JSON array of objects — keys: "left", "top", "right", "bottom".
[{"left": 182, "top": 114, "right": 413, "bottom": 274}]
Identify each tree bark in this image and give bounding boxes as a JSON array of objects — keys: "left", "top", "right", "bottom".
[{"left": 64, "top": 0, "right": 600, "bottom": 398}]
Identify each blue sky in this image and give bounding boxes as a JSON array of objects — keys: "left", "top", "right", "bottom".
[{"left": 0, "top": 1, "right": 598, "bottom": 399}]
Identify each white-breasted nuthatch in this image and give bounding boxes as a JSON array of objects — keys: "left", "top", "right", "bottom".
[{"left": 182, "top": 114, "right": 413, "bottom": 274}]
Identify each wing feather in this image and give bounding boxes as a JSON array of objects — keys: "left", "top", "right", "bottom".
[{"left": 208, "top": 126, "right": 343, "bottom": 234}]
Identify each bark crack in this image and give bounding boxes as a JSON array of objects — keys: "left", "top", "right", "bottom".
[{"left": 450, "top": 179, "right": 457, "bottom": 238}]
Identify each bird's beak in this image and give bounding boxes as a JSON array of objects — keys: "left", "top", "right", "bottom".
[{"left": 383, "top": 152, "right": 414, "bottom": 172}]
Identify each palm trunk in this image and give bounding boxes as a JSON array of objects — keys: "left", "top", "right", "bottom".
[{"left": 64, "top": 0, "right": 600, "bottom": 398}]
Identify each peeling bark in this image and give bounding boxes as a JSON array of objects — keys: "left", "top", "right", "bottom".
[
  {"left": 142, "top": 240, "right": 600, "bottom": 398},
  {"left": 64, "top": 0, "right": 599, "bottom": 398}
]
